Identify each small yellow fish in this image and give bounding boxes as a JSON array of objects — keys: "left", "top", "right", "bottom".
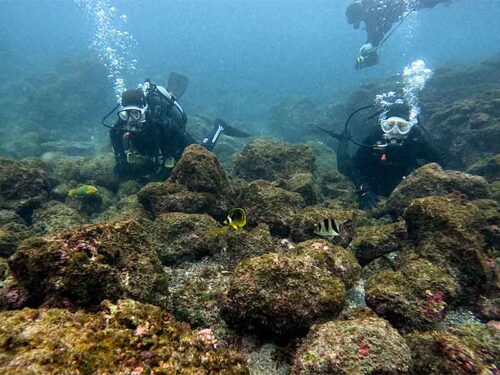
[
  {"left": 224, "top": 208, "right": 247, "bottom": 230},
  {"left": 68, "top": 185, "right": 98, "bottom": 198}
]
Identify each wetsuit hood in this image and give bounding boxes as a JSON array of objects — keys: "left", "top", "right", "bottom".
[{"left": 346, "top": 1, "right": 363, "bottom": 29}]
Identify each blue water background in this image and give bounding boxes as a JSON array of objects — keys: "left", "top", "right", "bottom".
[{"left": 1, "top": 0, "right": 499, "bottom": 121}]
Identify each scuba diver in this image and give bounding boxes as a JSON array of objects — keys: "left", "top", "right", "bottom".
[
  {"left": 317, "top": 97, "right": 441, "bottom": 209},
  {"left": 346, "top": 0, "right": 451, "bottom": 69},
  {"left": 102, "top": 73, "right": 249, "bottom": 180}
]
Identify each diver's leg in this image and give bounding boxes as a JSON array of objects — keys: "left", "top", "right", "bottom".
[{"left": 200, "top": 119, "right": 226, "bottom": 151}]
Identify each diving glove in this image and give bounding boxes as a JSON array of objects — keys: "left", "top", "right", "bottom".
[{"left": 359, "top": 184, "right": 380, "bottom": 210}]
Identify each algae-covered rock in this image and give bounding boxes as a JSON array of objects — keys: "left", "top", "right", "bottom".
[
  {"left": 365, "top": 256, "right": 460, "bottom": 332},
  {"left": 169, "top": 144, "right": 230, "bottom": 194},
  {"left": 350, "top": 221, "right": 407, "bottom": 266},
  {"left": 0, "top": 299, "right": 248, "bottom": 374},
  {"left": 405, "top": 323, "right": 499, "bottom": 374},
  {"left": 0, "top": 210, "right": 30, "bottom": 258},
  {"left": 78, "top": 153, "right": 120, "bottom": 192},
  {"left": 386, "top": 163, "right": 491, "bottom": 216},
  {"left": 169, "top": 261, "right": 231, "bottom": 328},
  {"left": 9, "top": 220, "right": 168, "bottom": 309},
  {"left": 65, "top": 184, "right": 116, "bottom": 217},
  {"left": 234, "top": 140, "right": 315, "bottom": 182},
  {"left": 292, "top": 316, "right": 411, "bottom": 375},
  {"left": 294, "top": 239, "right": 361, "bottom": 289},
  {"left": 0, "top": 157, "right": 50, "bottom": 220},
  {"left": 467, "top": 154, "right": 500, "bottom": 183},
  {"left": 99, "top": 194, "right": 151, "bottom": 223},
  {"left": 277, "top": 172, "right": 320, "bottom": 205},
  {"left": 117, "top": 179, "right": 142, "bottom": 200},
  {"left": 138, "top": 181, "right": 229, "bottom": 220},
  {"left": 0, "top": 258, "right": 29, "bottom": 310},
  {"left": 138, "top": 146, "right": 231, "bottom": 220},
  {"left": 289, "top": 206, "right": 356, "bottom": 246},
  {"left": 31, "top": 200, "right": 84, "bottom": 235},
  {"left": 238, "top": 180, "right": 305, "bottom": 235},
  {"left": 150, "top": 212, "right": 221, "bottom": 265},
  {"left": 223, "top": 251, "right": 347, "bottom": 338},
  {"left": 319, "top": 171, "right": 358, "bottom": 207},
  {"left": 404, "top": 194, "right": 490, "bottom": 293}
]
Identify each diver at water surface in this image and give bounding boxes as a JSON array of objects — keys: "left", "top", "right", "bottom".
[
  {"left": 104, "top": 73, "right": 243, "bottom": 180},
  {"left": 346, "top": 0, "right": 451, "bottom": 69},
  {"left": 319, "top": 98, "right": 441, "bottom": 210}
]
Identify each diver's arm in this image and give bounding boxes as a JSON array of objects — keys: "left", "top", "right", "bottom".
[{"left": 109, "top": 120, "right": 126, "bottom": 159}]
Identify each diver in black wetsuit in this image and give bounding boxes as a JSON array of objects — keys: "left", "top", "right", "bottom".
[
  {"left": 318, "top": 98, "right": 441, "bottom": 209},
  {"left": 346, "top": 0, "right": 450, "bottom": 69},
  {"left": 349, "top": 99, "right": 440, "bottom": 209},
  {"left": 107, "top": 78, "right": 228, "bottom": 180}
]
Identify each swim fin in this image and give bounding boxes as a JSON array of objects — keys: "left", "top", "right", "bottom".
[
  {"left": 167, "top": 72, "right": 189, "bottom": 99},
  {"left": 196, "top": 115, "right": 252, "bottom": 138}
]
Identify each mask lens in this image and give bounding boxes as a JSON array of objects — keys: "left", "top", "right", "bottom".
[
  {"left": 396, "top": 119, "right": 411, "bottom": 134},
  {"left": 129, "top": 109, "right": 142, "bottom": 121},
  {"left": 381, "top": 119, "right": 395, "bottom": 133},
  {"left": 118, "top": 110, "right": 129, "bottom": 121}
]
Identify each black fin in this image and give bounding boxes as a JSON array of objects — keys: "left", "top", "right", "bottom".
[
  {"left": 167, "top": 72, "right": 189, "bottom": 99},
  {"left": 196, "top": 115, "right": 252, "bottom": 138}
]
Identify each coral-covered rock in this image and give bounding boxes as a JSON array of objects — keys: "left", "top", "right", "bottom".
[
  {"left": 293, "top": 239, "right": 361, "bottom": 289},
  {"left": 169, "top": 261, "right": 231, "bottom": 328},
  {"left": 0, "top": 210, "right": 30, "bottom": 258},
  {"left": 78, "top": 153, "right": 120, "bottom": 192},
  {"left": 467, "top": 154, "right": 500, "bottom": 183},
  {"left": 350, "top": 221, "right": 407, "bottom": 266},
  {"left": 9, "top": 220, "right": 168, "bottom": 309},
  {"left": 234, "top": 140, "right": 315, "bottom": 182},
  {"left": 403, "top": 194, "right": 490, "bottom": 293},
  {"left": 386, "top": 163, "right": 491, "bottom": 216},
  {"left": 138, "top": 182, "right": 230, "bottom": 220},
  {"left": 0, "top": 157, "right": 50, "bottom": 220},
  {"left": 223, "top": 251, "right": 347, "bottom": 338},
  {"left": 0, "top": 258, "right": 29, "bottom": 310},
  {"left": 277, "top": 172, "right": 320, "bottom": 205},
  {"left": 31, "top": 201, "right": 84, "bottom": 235},
  {"left": 0, "top": 299, "right": 248, "bottom": 374},
  {"left": 169, "top": 144, "right": 230, "bottom": 194},
  {"left": 319, "top": 171, "right": 358, "bottom": 207},
  {"left": 237, "top": 180, "right": 305, "bottom": 235},
  {"left": 405, "top": 323, "right": 499, "bottom": 374},
  {"left": 289, "top": 206, "right": 356, "bottom": 247},
  {"left": 150, "top": 212, "right": 221, "bottom": 265},
  {"left": 365, "top": 256, "right": 460, "bottom": 332},
  {"left": 293, "top": 316, "right": 411, "bottom": 375}
]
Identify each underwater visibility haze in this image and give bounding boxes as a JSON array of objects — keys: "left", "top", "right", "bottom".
[{"left": 0, "top": 0, "right": 499, "bottom": 373}]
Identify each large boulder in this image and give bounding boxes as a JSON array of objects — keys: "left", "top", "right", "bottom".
[
  {"left": 138, "top": 145, "right": 232, "bottom": 220},
  {"left": 403, "top": 194, "right": 491, "bottom": 294},
  {"left": 350, "top": 221, "right": 407, "bottom": 266},
  {"left": 0, "top": 157, "right": 50, "bottom": 221},
  {"left": 386, "top": 163, "right": 491, "bottom": 216},
  {"left": 9, "top": 220, "right": 168, "bottom": 309},
  {"left": 234, "top": 140, "right": 315, "bottom": 182},
  {"left": 365, "top": 255, "right": 460, "bottom": 332},
  {"left": 0, "top": 210, "right": 30, "bottom": 258},
  {"left": 405, "top": 323, "right": 499, "bottom": 374},
  {"left": 223, "top": 239, "right": 360, "bottom": 338},
  {"left": 31, "top": 201, "right": 84, "bottom": 235},
  {"left": 467, "top": 154, "right": 500, "bottom": 183},
  {"left": 223, "top": 252, "right": 346, "bottom": 339},
  {"left": 0, "top": 299, "right": 248, "bottom": 374},
  {"left": 169, "top": 144, "right": 230, "bottom": 194},
  {"left": 237, "top": 180, "right": 305, "bottom": 235},
  {"left": 293, "top": 316, "right": 411, "bottom": 375}
]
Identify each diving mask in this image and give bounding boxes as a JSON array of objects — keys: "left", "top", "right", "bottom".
[
  {"left": 381, "top": 116, "right": 412, "bottom": 135},
  {"left": 118, "top": 104, "right": 148, "bottom": 122}
]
